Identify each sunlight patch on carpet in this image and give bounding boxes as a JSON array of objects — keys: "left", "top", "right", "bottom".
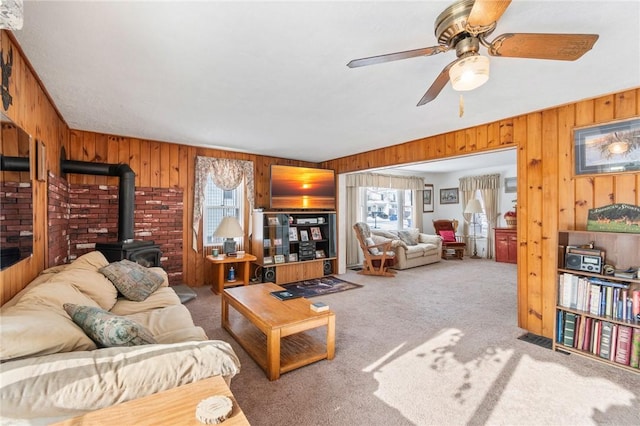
[
  {"left": 371, "top": 328, "right": 513, "bottom": 425},
  {"left": 487, "top": 355, "right": 635, "bottom": 424},
  {"left": 281, "top": 276, "right": 362, "bottom": 298}
]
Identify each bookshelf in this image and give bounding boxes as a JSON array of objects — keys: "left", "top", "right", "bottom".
[
  {"left": 554, "top": 230, "right": 640, "bottom": 373},
  {"left": 250, "top": 211, "right": 336, "bottom": 285}
]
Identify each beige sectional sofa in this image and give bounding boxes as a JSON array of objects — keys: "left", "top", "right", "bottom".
[
  {"left": 370, "top": 228, "right": 442, "bottom": 270},
  {"left": 0, "top": 251, "right": 240, "bottom": 424}
]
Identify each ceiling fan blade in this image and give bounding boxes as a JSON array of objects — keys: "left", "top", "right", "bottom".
[
  {"left": 416, "top": 59, "right": 458, "bottom": 106},
  {"left": 488, "top": 33, "right": 599, "bottom": 61},
  {"left": 466, "top": 0, "right": 512, "bottom": 33},
  {"left": 347, "top": 45, "right": 449, "bottom": 68}
]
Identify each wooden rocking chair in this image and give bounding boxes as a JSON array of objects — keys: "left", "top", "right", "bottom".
[{"left": 352, "top": 222, "right": 396, "bottom": 277}]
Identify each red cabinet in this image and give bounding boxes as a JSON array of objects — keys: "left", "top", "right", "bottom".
[{"left": 495, "top": 228, "right": 517, "bottom": 263}]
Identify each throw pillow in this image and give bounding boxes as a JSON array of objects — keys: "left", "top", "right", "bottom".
[
  {"left": 99, "top": 259, "right": 164, "bottom": 302},
  {"left": 64, "top": 303, "right": 157, "bottom": 347},
  {"left": 397, "top": 230, "right": 418, "bottom": 246},
  {"left": 440, "top": 230, "right": 457, "bottom": 242},
  {"left": 364, "top": 237, "right": 381, "bottom": 255}
]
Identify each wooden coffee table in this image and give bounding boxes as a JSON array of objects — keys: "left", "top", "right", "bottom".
[{"left": 222, "top": 283, "right": 335, "bottom": 380}]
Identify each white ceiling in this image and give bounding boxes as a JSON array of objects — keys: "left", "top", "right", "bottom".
[
  {"left": 11, "top": 1, "right": 640, "bottom": 164},
  {"left": 383, "top": 147, "right": 517, "bottom": 174}
]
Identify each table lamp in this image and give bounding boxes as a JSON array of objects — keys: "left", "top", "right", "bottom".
[
  {"left": 213, "top": 216, "right": 244, "bottom": 255},
  {"left": 464, "top": 198, "right": 484, "bottom": 259}
]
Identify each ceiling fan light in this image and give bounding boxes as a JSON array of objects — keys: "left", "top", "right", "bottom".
[
  {"left": 0, "top": 0, "right": 23, "bottom": 30},
  {"left": 449, "top": 55, "right": 490, "bottom": 92}
]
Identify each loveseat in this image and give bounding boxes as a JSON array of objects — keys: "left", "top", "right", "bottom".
[
  {"left": 0, "top": 251, "right": 241, "bottom": 425},
  {"left": 370, "top": 228, "right": 442, "bottom": 270}
]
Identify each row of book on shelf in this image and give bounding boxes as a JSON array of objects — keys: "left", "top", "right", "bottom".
[
  {"left": 557, "top": 311, "right": 640, "bottom": 369},
  {"left": 558, "top": 272, "right": 640, "bottom": 322}
]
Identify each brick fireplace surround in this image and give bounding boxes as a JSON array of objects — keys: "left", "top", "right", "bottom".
[{"left": 48, "top": 173, "right": 184, "bottom": 284}]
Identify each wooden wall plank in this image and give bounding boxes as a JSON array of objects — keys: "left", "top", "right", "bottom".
[
  {"left": 557, "top": 104, "right": 576, "bottom": 231},
  {"left": 541, "top": 109, "right": 559, "bottom": 338},
  {"left": 94, "top": 133, "right": 108, "bottom": 185},
  {"left": 525, "top": 112, "right": 544, "bottom": 335},
  {"left": 139, "top": 139, "right": 151, "bottom": 186},
  {"left": 513, "top": 115, "right": 528, "bottom": 329}
]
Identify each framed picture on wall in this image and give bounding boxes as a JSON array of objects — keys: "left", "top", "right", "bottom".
[
  {"left": 423, "top": 184, "right": 434, "bottom": 212},
  {"left": 573, "top": 117, "right": 640, "bottom": 176},
  {"left": 504, "top": 177, "right": 517, "bottom": 193},
  {"left": 440, "top": 188, "right": 459, "bottom": 204}
]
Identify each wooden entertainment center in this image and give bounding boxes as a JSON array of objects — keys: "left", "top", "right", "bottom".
[{"left": 251, "top": 211, "right": 337, "bottom": 285}]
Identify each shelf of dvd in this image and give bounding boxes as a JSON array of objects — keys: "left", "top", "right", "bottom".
[{"left": 554, "top": 230, "right": 640, "bottom": 373}]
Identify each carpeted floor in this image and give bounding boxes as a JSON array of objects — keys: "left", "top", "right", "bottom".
[{"left": 186, "top": 259, "right": 640, "bottom": 425}]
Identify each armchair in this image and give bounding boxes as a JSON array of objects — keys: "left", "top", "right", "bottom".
[
  {"left": 352, "top": 222, "right": 396, "bottom": 277},
  {"left": 433, "top": 219, "right": 466, "bottom": 260}
]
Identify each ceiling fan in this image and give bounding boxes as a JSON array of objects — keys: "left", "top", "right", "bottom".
[{"left": 347, "top": 0, "right": 599, "bottom": 106}]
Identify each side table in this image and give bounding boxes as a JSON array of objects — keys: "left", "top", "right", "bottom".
[
  {"left": 51, "top": 375, "right": 249, "bottom": 425},
  {"left": 206, "top": 253, "right": 257, "bottom": 294}
]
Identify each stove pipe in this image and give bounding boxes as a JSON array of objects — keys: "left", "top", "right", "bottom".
[{"left": 61, "top": 160, "right": 135, "bottom": 243}]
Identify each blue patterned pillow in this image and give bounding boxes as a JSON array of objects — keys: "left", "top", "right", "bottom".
[
  {"left": 99, "top": 259, "right": 164, "bottom": 302},
  {"left": 64, "top": 304, "right": 156, "bottom": 347}
]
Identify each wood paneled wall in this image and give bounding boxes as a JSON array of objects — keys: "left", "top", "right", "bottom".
[
  {"left": 0, "top": 31, "right": 69, "bottom": 305},
  {"left": 322, "top": 89, "right": 640, "bottom": 338}
]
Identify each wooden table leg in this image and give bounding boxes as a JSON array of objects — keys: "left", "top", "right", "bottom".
[
  {"left": 217, "top": 263, "right": 225, "bottom": 294},
  {"left": 326, "top": 314, "right": 335, "bottom": 360},
  {"left": 266, "top": 328, "right": 281, "bottom": 381},
  {"left": 221, "top": 294, "right": 229, "bottom": 329},
  {"left": 242, "top": 260, "right": 250, "bottom": 286}
]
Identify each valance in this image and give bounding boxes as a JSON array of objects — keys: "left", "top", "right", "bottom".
[
  {"left": 346, "top": 172, "right": 423, "bottom": 190},
  {"left": 459, "top": 173, "right": 501, "bottom": 191}
]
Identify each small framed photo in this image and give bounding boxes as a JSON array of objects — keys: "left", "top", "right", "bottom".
[
  {"left": 440, "top": 188, "right": 459, "bottom": 204},
  {"left": 267, "top": 216, "right": 280, "bottom": 226},
  {"left": 423, "top": 184, "right": 434, "bottom": 213},
  {"left": 289, "top": 227, "right": 298, "bottom": 241},
  {"left": 310, "top": 227, "right": 322, "bottom": 240},
  {"left": 504, "top": 177, "right": 517, "bottom": 193},
  {"left": 300, "top": 230, "right": 309, "bottom": 241},
  {"left": 274, "top": 254, "right": 285, "bottom": 264},
  {"left": 263, "top": 239, "right": 271, "bottom": 248},
  {"left": 315, "top": 249, "right": 326, "bottom": 259},
  {"left": 289, "top": 253, "right": 298, "bottom": 262},
  {"left": 264, "top": 256, "right": 273, "bottom": 265},
  {"left": 274, "top": 238, "right": 282, "bottom": 247}
]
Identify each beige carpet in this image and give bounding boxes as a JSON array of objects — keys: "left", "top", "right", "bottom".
[{"left": 187, "top": 259, "right": 640, "bottom": 425}]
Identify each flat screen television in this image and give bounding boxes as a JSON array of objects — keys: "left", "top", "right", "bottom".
[{"left": 270, "top": 165, "right": 336, "bottom": 210}]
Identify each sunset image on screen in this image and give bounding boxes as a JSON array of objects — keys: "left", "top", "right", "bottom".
[{"left": 270, "top": 165, "right": 335, "bottom": 209}]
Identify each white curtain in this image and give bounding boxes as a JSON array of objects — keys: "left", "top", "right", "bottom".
[
  {"left": 192, "top": 156, "right": 255, "bottom": 251},
  {"left": 345, "top": 173, "right": 424, "bottom": 266},
  {"left": 459, "top": 174, "right": 500, "bottom": 258}
]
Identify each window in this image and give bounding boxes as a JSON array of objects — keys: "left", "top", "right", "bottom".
[
  {"left": 203, "top": 175, "right": 244, "bottom": 247},
  {"left": 471, "top": 189, "right": 489, "bottom": 238},
  {"left": 363, "top": 187, "right": 414, "bottom": 230}
]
